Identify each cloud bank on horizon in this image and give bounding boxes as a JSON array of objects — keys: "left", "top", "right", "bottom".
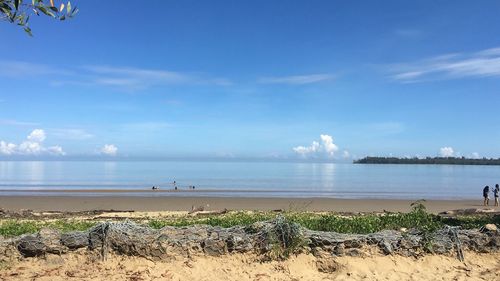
[
  {"left": 0, "top": 129, "right": 118, "bottom": 157},
  {"left": 100, "top": 144, "right": 118, "bottom": 156},
  {"left": 293, "top": 134, "right": 346, "bottom": 159},
  {"left": 0, "top": 129, "right": 65, "bottom": 156}
]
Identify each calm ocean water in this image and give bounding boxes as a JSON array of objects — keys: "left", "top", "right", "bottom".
[{"left": 0, "top": 161, "right": 498, "bottom": 199}]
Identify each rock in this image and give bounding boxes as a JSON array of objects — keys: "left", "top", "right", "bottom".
[
  {"left": 105, "top": 222, "right": 169, "bottom": 258},
  {"left": 88, "top": 223, "right": 109, "bottom": 250},
  {"left": 344, "top": 239, "right": 363, "bottom": 249},
  {"left": 17, "top": 235, "right": 46, "bottom": 257},
  {"left": 333, "top": 244, "right": 345, "bottom": 256},
  {"left": 226, "top": 233, "right": 252, "bottom": 253},
  {"left": 61, "top": 231, "right": 89, "bottom": 249},
  {"left": 379, "top": 240, "right": 393, "bottom": 255},
  {"left": 5, "top": 219, "right": 500, "bottom": 260},
  {"left": 346, "top": 248, "right": 362, "bottom": 257},
  {"left": 203, "top": 238, "right": 227, "bottom": 256},
  {"left": 482, "top": 224, "right": 498, "bottom": 232},
  {"left": 400, "top": 228, "right": 408, "bottom": 233},
  {"left": 39, "top": 228, "right": 66, "bottom": 254}
]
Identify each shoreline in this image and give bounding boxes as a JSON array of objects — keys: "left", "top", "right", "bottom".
[{"left": 0, "top": 195, "right": 493, "bottom": 213}]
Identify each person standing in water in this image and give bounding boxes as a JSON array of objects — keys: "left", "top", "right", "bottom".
[
  {"left": 483, "top": 185, "right": 490, "bottom": 206},
  {"left": 494, "top": 184, "right": 499, "bottom": 207}
]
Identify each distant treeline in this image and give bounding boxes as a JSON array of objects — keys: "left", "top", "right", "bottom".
[{"left": 354, "top": 156, "right": 500, "bottom": 165}]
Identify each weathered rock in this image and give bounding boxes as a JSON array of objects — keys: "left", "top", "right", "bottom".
[
  {"left": 16, "top": 228, "right": 67, "bottom": 257},
  {"left": 5, "top": 219, "right": 500, "bottom": 260},
  {"left": 203, "top": 238, "right": 227, "bottom": 256},
  {"left": 346, "top": 248, "right": 363, "bottom": 257},
  {"left": 379, "top": 240, "right": 393, "bottom": 255},
  {"left": 17, "top": 235, "right": 46, "bottom": 257},
  {"left": 39, "top": 228, "right": 66, "bottom": 254},
  {"left": 482, "top": 224, "right": 498, "bottom": 232},
  {"left": 61, "top": 231, "right": 89, "bottom": 249},
  {"left": 333, "top": 244, "right": 345, "bottom": 256}
]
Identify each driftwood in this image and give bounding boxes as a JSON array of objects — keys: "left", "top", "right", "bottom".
[{"left": 189, "top": 206, "right": 228, "bottom": 216}]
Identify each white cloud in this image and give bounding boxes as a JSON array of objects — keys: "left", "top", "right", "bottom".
[
  {"left": 258, "top": 73, "right": 335, "bottom": 85},
  {"left": 51, "top": 129, "right": 94, "bottom": 140},
  {"left": 0, "top": 141, "right": 17, "bottom": 155},
  {"left": 293, "top": 134, "right": 340, "bottom": 158},
  {"left": 27, "top": 129, "right": 46, "bottom": 142},
  {"left": 0, "top": 119, "right": 40, "bottom": 126},
  {"left": 439, "top": 147, "right": 454, "bottom": 157},
  {"left": 391, "top": 47, "right": 500, "bottom": 82},
  {"left": 471, "top": 152, "right": 480, "bottom": 159},
  {"left": 47, "top": 146, "right": 66, "bottom": 156},
  {"left": 0, "top": 61, "right": 71, "bottom": 77},
  {"left": 342, "top": 150, "right": 350, "bottom": 159},
  {"left": 320, "top": 134, "right": 338, "bottom": 156},
  {"left": 0, "top": 129, "right": 65, "bottom": 156},
  {"left": 0, "top": 61, "right": 232, "bottom": 91},
  {"left": 18, "top": 141, "right": 43, "bottom": 155},
  {"left": 101, "top": 144, "right": 118, "bottom": 156}
]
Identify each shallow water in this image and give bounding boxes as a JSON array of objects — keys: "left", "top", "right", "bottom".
[{"left": 0, "top": 161, "right": 498, "bottom": 199}]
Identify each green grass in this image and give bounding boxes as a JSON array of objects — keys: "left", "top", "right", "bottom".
[
  {"left": 0, "top": 204, "right": 498, "bottom": 238},
  {"left": 145, "top": 202, "right": 442, "bottom": 234},
  {"left": 0, "top": 220, "right": 96, "bottom": 237}
]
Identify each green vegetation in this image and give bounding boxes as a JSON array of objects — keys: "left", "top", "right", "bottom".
[
  {"left": 264, "top": 215, "right": 306, "bottom": 260},
  {"left": 354, "top": 156, "right": 500, "bottom": 165},
  {"left": 146, "top": 202, "right": 478, "bottom": 235},
  {"left": 0, "top": 205, "right": 498, "bottom": 238},
  {"left": 0, "top": 219, "right": 95, "bottom": 237},
  {"left": 0, "top": 0, "right": 78, "bottom": 35}
]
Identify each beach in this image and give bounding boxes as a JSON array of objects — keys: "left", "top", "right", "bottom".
[
  {"left": 1, "top": 251, "right": 499, "bottom": 281},
  {"left": 0, "top": 194, "right": 491, "bottom": 213}
]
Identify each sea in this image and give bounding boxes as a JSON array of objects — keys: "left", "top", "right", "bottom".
[{"left": 0, "top": 161, "right": 498, "bottom": 199}]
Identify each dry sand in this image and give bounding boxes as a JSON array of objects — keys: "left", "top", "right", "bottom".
[
  {"left": 0, "top": 250, "right": 498, "bottom": 281},
  {"left": 0, "top": 195, "right": 493, "bottom": 214}
]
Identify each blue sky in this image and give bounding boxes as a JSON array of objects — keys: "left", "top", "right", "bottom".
[{"left": 1, "top": 0, "right": 500, "bottom": 160}]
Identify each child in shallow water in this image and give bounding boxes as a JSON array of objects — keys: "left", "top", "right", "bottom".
[{"left": 483, "top": 185, "right": 490, "bottom": 206}]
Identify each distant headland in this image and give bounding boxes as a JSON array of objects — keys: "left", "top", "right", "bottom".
[{"left": 354, "top": 156, "right": 500, "bottom": 165}]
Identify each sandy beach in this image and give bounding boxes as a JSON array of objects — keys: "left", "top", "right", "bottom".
[
  {"left": 1, "top": 251, "right": 499, "bottom": 281},
  {"left": 0, "top": 194, "right": 492, "bottom": 213}
]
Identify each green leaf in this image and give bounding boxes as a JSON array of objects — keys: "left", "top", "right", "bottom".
[
  {"left": 67, "top": 1, "right": 71, "bottom": 14},
  {"left": 24, "top": 26, "right": 33, "bottom": 37},
  {"left": 14, "top": 0, "right": 21, "bottom": 10},
  {"left": 60, "top": 15, "right": 65, "bottom": 21},
  {"left": 49, "top": 6, "right": 58, "bottom": 12},
  {"left": 0, "top": 3, "right": 11, "bottom": 11},
  {"left": 37, "top": 6, "right": 55, "bottom": 17}
]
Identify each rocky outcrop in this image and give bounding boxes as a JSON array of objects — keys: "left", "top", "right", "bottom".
[{"left": 3, "top": 219, "right": 499, "bottom": 260}]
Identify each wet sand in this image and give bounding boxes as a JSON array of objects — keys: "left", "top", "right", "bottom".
[{"left": 0, "top": 195, "right": 491, "bottom": 213}]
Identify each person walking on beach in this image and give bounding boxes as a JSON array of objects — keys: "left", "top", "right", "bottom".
[
  {"left": 173, "top": 180, "right": 178, "bottom": 190},
  {"left": 494, "top": 184, "right": 499, "bottom": 207},
  {"left": 483, "top": 185, "right": 490, "bottom": 206}
]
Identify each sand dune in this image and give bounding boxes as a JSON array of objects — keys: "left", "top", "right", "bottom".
[{"left": 1, "top": 251, "right": 499, "bottom": 281}]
